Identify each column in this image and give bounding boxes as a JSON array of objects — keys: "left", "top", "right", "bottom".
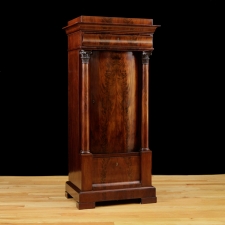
[
  {"left": 140, "top": 51, "right": 153, "bottom": 186},
  {"left": 141, "top": 51, "right": 152, "bottom": 151},
  {"left": 80, "top": 49, "right": 92, "bottom": 153}
]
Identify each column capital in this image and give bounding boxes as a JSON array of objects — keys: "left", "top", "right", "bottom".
[
  {"left": 80, "top": 50, "right": 92, "bottom": 64},
  {"left": 142, "top": 51, "right": 153, "bottom": 64}
]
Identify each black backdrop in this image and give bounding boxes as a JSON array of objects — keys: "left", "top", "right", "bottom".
[{"left": 1, "top": 1, "right": 224, "bottom": 175}]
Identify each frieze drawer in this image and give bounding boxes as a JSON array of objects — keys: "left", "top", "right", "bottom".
[{"left": 82, "top": 33, "right": 153, "bottom": 48}]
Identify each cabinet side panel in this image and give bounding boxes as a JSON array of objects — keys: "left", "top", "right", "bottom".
[
  {"left": 68, "top": 31, "right": 82, "bottom": 50},
  {"left": 68, "top": 50, "right": 81, "bottom": 189},
  {"left": 90, "top": 51, "right": 140, "bottom": 153}
]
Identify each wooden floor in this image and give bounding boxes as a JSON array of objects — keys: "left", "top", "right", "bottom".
[{"left": 0, "top": 175, "right": 225, "bottom": 225}]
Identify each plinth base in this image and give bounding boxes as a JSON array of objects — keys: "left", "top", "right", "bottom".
[{"left": 65, "top": 181, "right": 157, "bottom": 210}]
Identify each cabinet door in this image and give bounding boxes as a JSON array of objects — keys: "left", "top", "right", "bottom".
[{"left": 90, "top": 51, "right": 142, "bottom": 154}]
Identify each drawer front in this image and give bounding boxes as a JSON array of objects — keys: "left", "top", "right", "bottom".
[
  {"left": 82, "top": 33, "right": 153, "bottom": 48},
  {"left": 92, "top": 155, "right": 140, "bottom": 185}
]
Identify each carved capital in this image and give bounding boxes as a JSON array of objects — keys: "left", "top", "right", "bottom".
[
  {"left": 80, "top": 50, "right": 92, "bottom": 64},
  {"left": 142, "top": 51, "right": 152, "bottom": 64}
]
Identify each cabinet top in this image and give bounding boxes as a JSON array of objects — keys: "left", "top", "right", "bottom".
[
  {"left": 63, "top": 15, "right": 160, "bottom": 35},
  {"left": 67, "top": 15, "right": 153, "bottom": 26}
]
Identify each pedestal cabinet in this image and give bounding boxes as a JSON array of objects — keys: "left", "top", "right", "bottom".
[{"left": 63, "top": 15, "right": 160, "bottom": 209}]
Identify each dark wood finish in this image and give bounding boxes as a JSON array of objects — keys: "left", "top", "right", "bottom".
[
  {"left": 80, "top": 50, "right": 92, "bottom": 154},
  {"left": 141, "top": 51, "right": 152, "bottom": 151},
  {"left": 63, "top": 15, "right": 160, "bottom": 209},
  {"left": 141, "top": 150, "right": 152, "bottom": 186},
  {"left": 66, "top": 181, "right": 156, "bottom": 207},
  {"left": 76, "top": 201, "right": 95, "bottom": 210},
  {"left": 141, "top": 197, "right": 157, "bottom": 204},
  {"left": 89, "top": 51, "right": 139, "bottom": 153}
]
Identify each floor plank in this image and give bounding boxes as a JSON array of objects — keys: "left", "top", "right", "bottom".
[{"left": 0, "top": 175, "right": 225, "bottom": 225}]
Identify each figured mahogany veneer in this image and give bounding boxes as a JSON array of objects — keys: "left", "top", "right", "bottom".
[{"left": 63, "top": 15, "right": 160, "bottom": 209}]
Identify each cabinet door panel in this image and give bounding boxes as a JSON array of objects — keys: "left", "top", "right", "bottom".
[{"left": 90, "top": 51, "right": 141, "bottom": 154}]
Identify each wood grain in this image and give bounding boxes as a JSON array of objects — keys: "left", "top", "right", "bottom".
[
  {"left": 89, "top": 51, "right": 140, "bottom": 154},
  {"left": 1, "top": 175, "right": 225, "bottom": 224},
  {"left": 67, "top": 49, "right": 81, "bottom": 189}
]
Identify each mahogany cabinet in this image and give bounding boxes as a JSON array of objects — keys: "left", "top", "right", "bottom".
[{"left": 63, "top": 15, "right": 160, "bottom": 209}]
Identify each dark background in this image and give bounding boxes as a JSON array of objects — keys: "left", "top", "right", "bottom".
[{"left": 0, "top": 1, "right": 224, "bottom": 175}]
